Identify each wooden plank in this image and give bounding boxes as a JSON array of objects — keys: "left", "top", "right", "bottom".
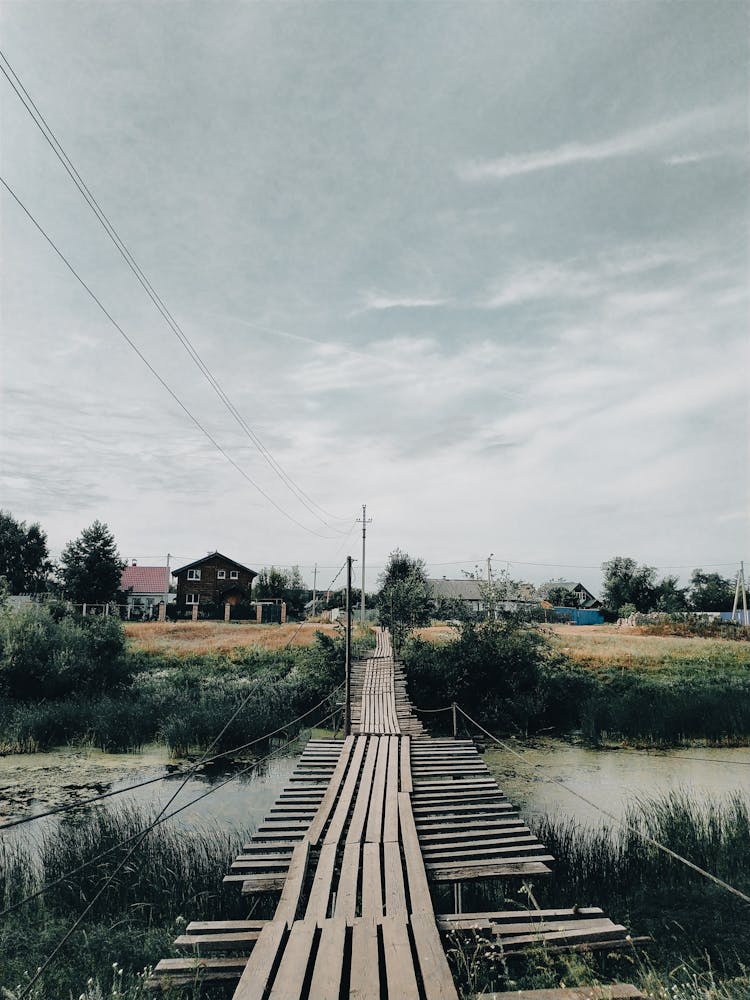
[
  {"left": 398, "top": 792, "right": 433, "bottom": 915},
  {"left": 381, "top": 917, "right": 419, "bottom": 1000},
  {"left": 186, "top": 920, "right": 269, "bottom": 932},
  {"left": 346, "top": 737, "right": 379, "bottom": 845},
  {"left": 400, "top": 735, "right": 412, "bottom": 793},
  {"left": 410, "top": 914, "right": 459, "bottom": 1000},
  {"left": 268, "top": 919, "right": 316, "bottom": 1000},
  {"left": 307, "top": 918, "right": 346, "bottom": 1000},
  {"left": 428, "top": 860, "right": 553, "bottom": 882},
  {"left": 383, "top": 841, "right": 406, "bottom": 918},
  {"left": 435, "top": 908, "right": 604, "bottom": 929},
  {"left": 383, "top": 736, "right": 399, "bottom": 842},
  {"left": 306, "top": 842, "right": 338, "bottom": 922},
  {"left": 361, "top": 842, "right": 383, "bottom": 920},
  {"left": 335, "top": 841, "right": 360, "bottom": 921},
  {"left": 276, "top": 840, "right": 310, "bottom": 925},
  {"left": 324, "top": 736, "right": 368, "bottom": 846},
  {"left": 174, "top": 930, "right": 260, "bottom": 952},
  {"left": 350, "top": 921, "right": 380, "bottom": 1000},
  {"left": 232, "top": 920, "right": 287, "bottom": 1000},
  {"left": 365, "top": 736, "right": 389, "bottom": 843}
]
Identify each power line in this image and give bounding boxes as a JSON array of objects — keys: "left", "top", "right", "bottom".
[
  {"left": 0, "top": 50, "right": 350, "bottom": 533},
  {"left": 0, "top": 174, "right": 341, "bottom": 540}
]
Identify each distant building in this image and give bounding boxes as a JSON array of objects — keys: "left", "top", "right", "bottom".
[
  {"left": 172, "top": 552, "right": 257, "bottom": 611},
  {"left": 120, "top": 562, "right": 172, "bottom": 616},
  {"left": 537, "top": 580, "right": 602, "bottom": 609},
  {"left": 428, "top": 578, "right": 538, "bottom": 616}
]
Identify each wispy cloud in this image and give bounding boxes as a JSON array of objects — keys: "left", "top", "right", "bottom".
[
  {"left": 458, "top": 105, "right": 737, "bottom": 182},
  {"left": 355, "top": 291, "right": 449, "bottom": 313}
]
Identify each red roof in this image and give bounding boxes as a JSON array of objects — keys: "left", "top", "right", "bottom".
[{"left": 121, "top": 565, "right": 170, "bottom": 594}]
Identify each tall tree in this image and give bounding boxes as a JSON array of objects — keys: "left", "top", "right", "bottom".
[
  {"left": 601, "top": 556, "right": 658, "bottom": 614},
  {"left": 0, "top": 511, "right": 53, "bottom": 594},
  {"left": 376, "top": 549, "right": 432, "bottom": 652},
  {"left": 688, "top": 569, "right": 735, "bottom": 611},
  {"left": 59, "top": 521, "right": 125, "bottom": 604},
  {"left": 654, "top": 574, "right": 688, "bottom": 612}
]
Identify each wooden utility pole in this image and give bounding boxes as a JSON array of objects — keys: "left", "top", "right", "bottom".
[
  {"left": 357, "top": 505, "right": 372, "bottom": 625},
  {"left": 344, "top": 556, "right": 352, "bottom": 736},
  {"left": 312, "top": 562, "right": 317, "bottom": 618},
  {"left": 732, "top": 561, "right": 749, "bottom": 626}
]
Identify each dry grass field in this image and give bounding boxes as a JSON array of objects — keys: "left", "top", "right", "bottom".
[
  {"left": 415, "top": 621, "right": 750, "bottom": 672},
  {"left": 124, "top": 620, "right": 342, "bottom": 656}
]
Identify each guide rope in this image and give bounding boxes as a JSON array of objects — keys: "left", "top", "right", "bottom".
[
  {"left": 0, "top": 682, "right": 344, "bottom": 832},
  {"left": 456, "top": 705, "right": 750, "bottom": 906}
]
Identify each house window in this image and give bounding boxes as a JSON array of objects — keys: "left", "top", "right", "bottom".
[
  {"left": 187, "top": 569, "right": 201, "bottom": 581},
  {"left": 186, "top": 593, "right": 199, "bottom": 605},
  {"left": 230, "top": 570, "right": 239, "bottom": 580},
  {"left": 217, "top": 570, "right": 226, "bottom": 579}
]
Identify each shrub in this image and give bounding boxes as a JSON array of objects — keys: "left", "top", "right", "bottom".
[{"left": 0, "top": 604, "right": 131, "bottom": 699}]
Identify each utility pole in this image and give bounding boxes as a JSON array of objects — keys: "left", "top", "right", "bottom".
[
  {"left": 732, "top": 561, "right": 749, "bottom": 626},
  {"left": 344, "top": 556, "right": 352, "bottom": 735},
  {"left": 357, "top": 504, "right": 372, "bottom": 625},
  {"left": 312, "top": 562, "right": 317, "bottom": 618},
  {"left": 486, "top": 552, "right": 494, "bottom": 620}
]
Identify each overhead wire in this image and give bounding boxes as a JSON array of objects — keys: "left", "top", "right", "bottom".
[
  {"left": 9, "top": 694, "right": 340, "bottom": 997},
  {"left": 0, "top": 174, "right": 340, "bottom": 540},
  {"left": 0, "top": 50, "right": 350, "bottom": 532},
  {"left": 0, "top": 682, "right": 344, "bottom": 833}
]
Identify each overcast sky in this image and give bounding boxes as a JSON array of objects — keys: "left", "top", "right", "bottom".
[{"left": 1, "top": 1, "right": 748, "bottom": 594}]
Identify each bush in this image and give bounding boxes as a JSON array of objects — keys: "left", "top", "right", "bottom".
[{"left": 0, "top": 604, "right": 131, "bottom": 699}]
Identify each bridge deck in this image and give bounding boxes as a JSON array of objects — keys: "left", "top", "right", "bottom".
[{"left": 150, "top": 627, "right": 637, "bottom": 998}]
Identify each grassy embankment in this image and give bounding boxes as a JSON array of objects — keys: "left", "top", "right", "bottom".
[
  {"left": 0, "top": 614, "right": 366, "bottom": 755},
  {"left": 1, "top": 794, "right": 748, "bottom": 999},
  {"left": 412, "top": 622, "right": 750, "bottom": 745}
]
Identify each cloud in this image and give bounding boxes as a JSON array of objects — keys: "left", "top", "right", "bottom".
[
  {"left": 355, "top": 291, "right": 449, "bottom": 313},
  {"left": 458, "top": 104, "right": 737, "bottom": 182}
]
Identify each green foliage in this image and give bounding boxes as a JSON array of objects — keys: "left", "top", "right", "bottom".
[
  {"left": 60, "top": 520, "right": 125, "bottom": 604},
  {"left": 0, "top": 510, "right": 53, "bottom": 594},
  {"left": 376, "top": 549, "right": 432, "bottom": 651},
  {"left": 404, "top": 618, "right": 591, "bottom": 736},
  {"left": 601, "top": 556, "right": 658, "bottom": 613},
  {"left": 0, "top": 603, "right": 131, "bottom": 701},
  {"left": 689, "top": 569, "right": 736, "bottom": 611},
  {"left": 254, "top": 565, "right": 307, "bottom": 617},
  {"left": 0, "top": 806, "right": 252, "bottom": 999}
]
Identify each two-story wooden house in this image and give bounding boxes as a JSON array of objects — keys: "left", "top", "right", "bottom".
[{"left": 173, "top": 552, "right": 257, "bottom": 610}]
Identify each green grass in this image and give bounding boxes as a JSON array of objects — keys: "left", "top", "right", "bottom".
[
  {"left": 0, "top": 805, "right": 260, "bottom": 999},
  {"left": 444, "top": 791, "right": 750, "bottom": 998}
]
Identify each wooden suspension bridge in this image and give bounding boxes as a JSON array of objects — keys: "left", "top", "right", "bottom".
[{"left": 149, "top": 628, "right": 645, "bottom": 1000}]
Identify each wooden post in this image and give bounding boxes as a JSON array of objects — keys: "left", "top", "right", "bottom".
[
  {"left": 452, "top": 702, "right": 457, "bottom": 738},
  {"left": 256, "top": 602, "right": 263, "bottom": 623},
  {"left": 224, "top": 602, "right": 231, "bottom": 622},
  {"left": 158, "top": 601, "right": 166, "bottom": 622},
  {"left": 280, "top": 601, "right": 287, "bottom": 624},
  {"left": 191, "top": 603, "right": 198, "bottom": 622},
  {"left": 344, "top": 556, "right": 352, "bottom": 736},
  {"left": 82, "top": 602, "right": 87, "bottom": 617}
]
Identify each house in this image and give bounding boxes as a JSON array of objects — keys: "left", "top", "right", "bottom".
[
  {"left": 428, "top": 578, "right": 539, "bottom": 617},
  {"left": 120, "top": 562, "right": 172, "bottom": 616},
  {"left": 172, "top": 552, "right": 257, "bottom": 611},
  {"left": 537, "top": 580, "right": 602, "bottom": 609}
]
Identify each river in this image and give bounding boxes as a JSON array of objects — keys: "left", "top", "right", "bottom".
[{"left": 2, "top": 738, "right": 749, "bottom": 851}]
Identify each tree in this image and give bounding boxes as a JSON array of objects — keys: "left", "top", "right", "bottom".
[
  {"left": 688, "top": 569, "right": 735, "bottom": 611},
  {"left": 0, "top": 511, "right": 53, "bottom": 594},
  {"left": 601, "top": 556, "right": 658, "bottom": 614},
  {"left": 59, "top": 521, "right": 125, "bottom": 604},
  {"left": 255, "top": 565, "right": 307, "bottom": 617},
  {"left": 376, "top": 550, "right": 432, "bottom": 652},
  {"left": 654, "top": 574, "right": 688, "bottom": 613}
]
